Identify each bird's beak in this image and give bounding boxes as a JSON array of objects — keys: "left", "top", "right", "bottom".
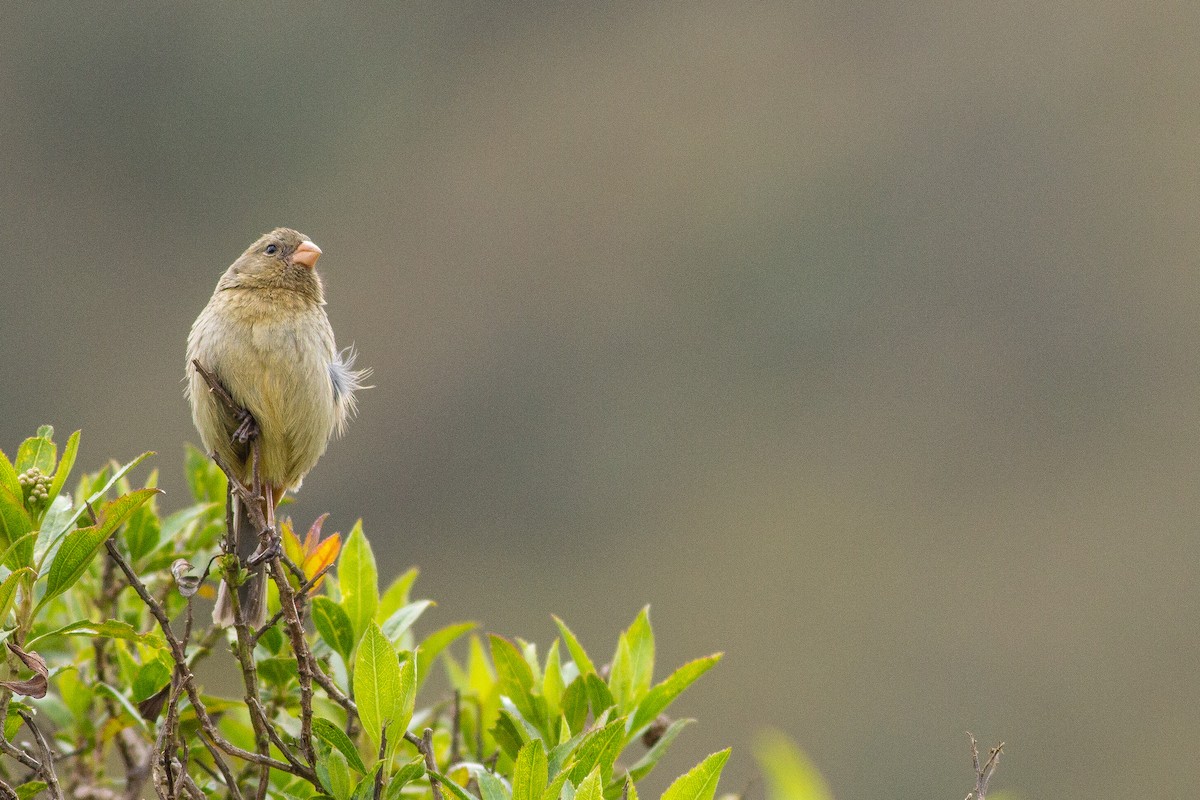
[{"left": 292, "top": 240, "right": 322, "bottom": 269}]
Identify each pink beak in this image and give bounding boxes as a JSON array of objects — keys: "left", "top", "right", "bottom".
[{"left": 292, "top": 240, "right": 322, "bottom": 269}]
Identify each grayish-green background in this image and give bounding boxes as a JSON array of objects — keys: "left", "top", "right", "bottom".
[{"left": 2, "top": 4, "right": 1194, "bottom": 797}]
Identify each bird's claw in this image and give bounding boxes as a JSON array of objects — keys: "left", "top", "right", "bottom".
[
  {"left": 247, "top": 527, "right": 281, "bottom": 566},
  {"left": 233, "top": 408, "right": 259, "bottom": 444}
]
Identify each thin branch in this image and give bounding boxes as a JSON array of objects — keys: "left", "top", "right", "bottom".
[
  {"left": 252, "top": 562, "right": 334, "bottom": 645},
  {"left": 225, "top": 566, "right": 274, "bottom": 793},
  {"left": 450, "top": 690, "right": 462, "bottom": 766},
  {"left": 964, "top": 733, "right": 1004, "bottom": 800},
  {"left": 0, "top": 731, "right": 40, "bottom": 773},
  {"left": 17, "top": 709, "right": 62, "bottom": 800},
  {"left": 209, "top": 440, "right": 316, "bottom": 775},
  {"left": 0, "top": 687, "right": 41, "bottom": 773},
  {"left": 196, "top": 731, "right": 242, "bottom": 800},
  {"left": 266, "top": 556, "right": 317, "bottom": 765},
  {"left": 406, "top": 729, "right": 445, "bottom": 800},
  {"left": 279, "top": 552, "right": 307, "bottom": 583},
  {"left": 102, "top": 538, "right": 317, "bottom": 785}
]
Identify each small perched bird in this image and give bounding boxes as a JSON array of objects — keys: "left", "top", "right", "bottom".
[{"left": 186, "top": 228, "right": 368, "bottom": 626}]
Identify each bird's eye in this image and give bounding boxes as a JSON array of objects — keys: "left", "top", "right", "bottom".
[{"left": 265, "top": 244, "right": 279, "bottom": 255}]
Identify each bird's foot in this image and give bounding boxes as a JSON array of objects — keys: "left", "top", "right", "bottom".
[
  {"left": 232, "top": 408, "right": 259, "bottom": 445},
  {"left": 247, "top": 526, "right": 281, "bottom": 566}
]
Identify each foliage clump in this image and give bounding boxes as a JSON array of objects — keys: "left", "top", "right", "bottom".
[{"left": 0, "top": 427, "right": 736, "bottom": 800}]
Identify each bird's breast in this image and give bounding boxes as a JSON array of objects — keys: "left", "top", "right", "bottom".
[{"left": 191, "top": 290, "right": 339, "bottom": 488}]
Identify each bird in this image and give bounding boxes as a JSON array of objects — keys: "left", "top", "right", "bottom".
[{"left": 185, "top": 227, "right": 368, "bottom": 627}]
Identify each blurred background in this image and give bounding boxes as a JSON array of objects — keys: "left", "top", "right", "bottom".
[{"left": 2, "top": 3, "right": 1196, "bottom": 797}]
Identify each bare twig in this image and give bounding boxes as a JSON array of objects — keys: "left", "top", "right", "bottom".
[
  {"left": 0, "top": 722, "right": 40, "bottom": 773},
  {"left": 266, "top": 556, "right": 317, "bottom": 765},
  {"left": 17, "top": 709, "right": 63, "bottom": 800},
  {"left": 222, "top": 554, "right": 274, "bottom": 800},
  {"left": 474, "top": 697, "right": 485, "bottom": 761},
  {"left": 279, "top": 552, "right": 307, "bottom": 583},
  {"left": 93, "top": 548, "right": 152, "bottom": 797},
  {"left": 102, "top": 538, "right": 317, "bottom": 785},
  {"left": 406, "top": 729, "right": 445, "bottom": 800},
  {"left": 191, "top": 360, "right": 239, "bottom": 418},
  {"left": 964, "top": 733, "right": 1004, "bottom": 800},
  {"left": 252, "top": 562, "right": 334, "bottom": 645},
  {"left": 196, "top": 731, "right": 242, "bottom": 800},
  {"left": 450, "top": 690, "right": 462, "bottom": 766},
  {"left": 312, "top": 660, "right": 361, "bottom": 741}
]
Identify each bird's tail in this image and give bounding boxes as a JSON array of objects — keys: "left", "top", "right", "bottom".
[{"left": 212, "top": 492, "right": 268, "bottom": 627}]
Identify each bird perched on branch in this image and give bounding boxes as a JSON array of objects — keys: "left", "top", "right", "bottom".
[{"left": 186, "top": 227, "right": 369, "bottom": 626}]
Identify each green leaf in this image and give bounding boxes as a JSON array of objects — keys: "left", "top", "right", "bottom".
[
  {"left": 628, "top": 654, "right": 721, "bottom": 737},
  {"left": 16, "top": 429, "right": 56, "bottom": 475},
  {"left": 44, "top": 430, "right": 79, "bottom": 511},
  {"left": 427, "top": 769, "right": 481, "bottom": 800},
  {"left": 552, "top": 616, "right": 596, "bottom": 676},
  {"left": 513, "top": 739, "right": 548, "bottom": 800},
  {"left": 541, "top": 773, "right": 571, "bottom": 800},
  {"left": 609, "top": 635, "right": 634, "bottom": 712},
  {"left": 57, "top": 666, "right": 94, "bottom": 729},
  {"left": 380, "top": 599, "right": 434, "bottom": 646},
  {"left": 0, "top": 448, "right": 21, "bottom": 502},
  {"left": 542, "top": 640, "right": 565, "bottom": 712},
  {"left": 624, "top": 607, "right": 654, "bottom": 700},
  {"left": 465, "top": 634, "right": 497, "bottom": 699},
  {"left": 258, "top": 625, "right": 284, "bottom": 656},
  {"left": 659, "top": 749, "right": 730, "bottom": 800},
  {"left": 353, "top": 622, "right": 400, "bottom": 752},
  {"left": 352, "top": 622, "right": 414, "bottom": 756},
  {"left": 123, "top": 476, "right": 161, "bottom": 563},
  {"left": 575, "top": 768, "right": 603, "bottom": 800},
  {"left": 313, "top": 717, "right": 368, "bottom": 774},
  {"left": 312, "top": 596, "right": 356, "bottom": 663},
  {"left": 493, "top": 707, "right": 534, "bottom": 758},
  {"left": 0, "top": 568, "right": 33, "bottom": 624},
  {"left": 0, "top": 484, "right": 34, "bottom": 569},
  {"left": 339, "top": 520, "right": 378, "bottom": 644},
  {"left": 627, "top": 719, "right": 694, "bottom": 782},
  {"left": 318, "top": 748, "right": 353, "bottom": 800},
  {"left": 132, "top": 652, "right": 172, "bottom": 702},
  {"left": 560, "top": 676, "right": 588, "bottom": 734},
  {"left": 492, "top": 635, "right": 548, "bottom": 734},
  {"left": 393, "top": 647, "right": 416, "bottom": 744},
  {"left": 15, "top": 781, "right": 47, "bottom": 800},
  {"left": 611, "top": 609, "right": 654, "bottom": 713},
  {"left": 95, "top": 683, "right": 148, "bottom": 730},
  {"left": 27, "top": 619, "right": 161, "bottom": 649},
  {"left": 584, "top": 674, "right": 614, "bottom": 718},
  {"left": 377, "top": 566, "right": 419, "bottom": 622},
  {"left": 159, "top": 502, "right": 218, "bottom": 542},
  {"left": 491, "top": 635, "right": 535, "bottom": 695},
  {"left": 549, "top": 731, "right": 585, "bottom": 775},
  {"left": 255, "top": 657, "right": 299, "bottom": 687},
  {"left": 353, "top": 765, "right": 383, "bottom": 800},
  {"left": 478, "top": 769, "right": 511, "bottom": 800},
  {"left": 754, "top": 730, "right": 833, "bottom": 800},
  {"left": 184, "top": 443, "right": 226, "bottom": 503},
  {"left": 566, "top": 719, "right": 625, "bottom": 785},
  {"left": 417, "top": 622, "right": 476, "bottom": 690},
  {"left": 385, "top": 759, "right": 426, "bottom": 799},
  {"left": 38, "top": 488, "right": 159, "bottom": 611},
  {"left": 46, "top": 451, "right": 154, "bottom": 544}
]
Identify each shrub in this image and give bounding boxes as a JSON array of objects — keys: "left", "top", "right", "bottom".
[{"left": 0, "top": 427, "right": 726, "bottom": 800}]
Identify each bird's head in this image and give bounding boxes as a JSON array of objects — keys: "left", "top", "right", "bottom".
[{"left": 218, "top": 227, "right": 326, "bottom": 301}]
